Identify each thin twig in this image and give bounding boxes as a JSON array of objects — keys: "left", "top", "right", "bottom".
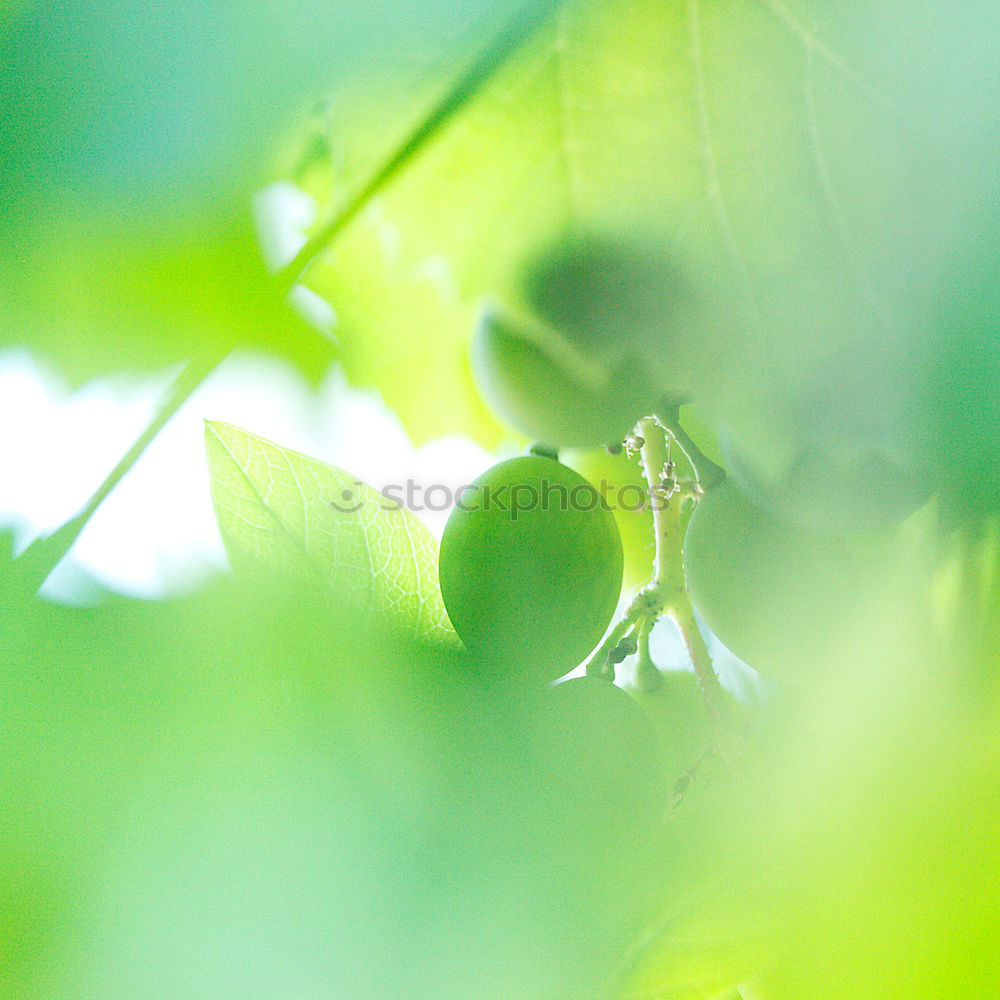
[
  {"left": 277, "top": 1, "right": 557, "bottom": 292},
  {"left": 12, "top": 349, "right": 229, "bottom": 595}
]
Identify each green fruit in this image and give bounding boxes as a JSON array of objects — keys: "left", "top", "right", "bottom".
[
  {"left": 439, "top": 456, "right": 624, "bottom": 681},
  {"left": 723, "top": 433, "right": 930, "bottom": 536},
  {"left": 625, "top": 670, "right": 715, "bottom": 787},
  {"left": 522, "top": 232, "right": 685, "bottom": 357},
  {"left": 471, "top": 309, "right": 659, "bottom": 448},
  {"left": 520, "top": 231, "right": 734, "bottom": 407},
  {"left": 683, "top": 482, "right": 862, "bottom": 682},
  {"left": 541, "top": 677, "right": 667, "bottom": 832},
  {"left": 718, "top": 365, "right": 931, "bottom": 535},
  {"left": 565, "top": 447, "right": 654, "bottom": 589}
]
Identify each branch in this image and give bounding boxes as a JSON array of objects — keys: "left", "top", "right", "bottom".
[
  {"left": 277, "top": 1, "right": 557, "bottom": 292},
  {"left": 12, "top": 349, "right": 229, "bottom": 596}
]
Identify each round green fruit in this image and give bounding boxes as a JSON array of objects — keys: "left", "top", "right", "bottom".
[
  {"left": 565, "top": 447, "right": 654, "bottom": 589},
  {"left": 519, "top": 230, "right": 733, "bottom": 406},
  {"left": 717, "top": 365, "right": 931, "bottom": 535},
  {"left": 439, "top": 456, "right": 624, "bottom": 682},
  {"left": 625, "top": 670, "right": 715, "bottom": 787},
  {"left": 541, "top": 677, "right": 667, "bottom": 832},
  {"left": 722, "top": 433, "right": 930, "bottom": 536},
  {"left": 471, "top": 309, "right": 659, "bottom": 448},
  {"left": 522, "top": 232, "right": 684, "bottom": 357},
  {"left": 683, "top": 482, "right": 863, "bottom": 682}
]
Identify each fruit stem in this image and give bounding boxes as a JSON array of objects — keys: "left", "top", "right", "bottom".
[
  {"left": 634, "top": 627, "right": 663, "bottom": 692},
  {"left": 583, "top": 418, "right": 728, "bottom": 722},
  {"left": 666, "top": 597, "right": 729, "bottom": 724},
  {"left": 636, "top": 416, "right": 675, "bottom": 595},
  {"left": 638, "top": 417, "right": 729, "bottom": 723},
  {"left": 655, "top": 400, "right": 725, "bottom": 490},
  {"left": 584, "top": 615, "right": 638, "bottom": 680}
]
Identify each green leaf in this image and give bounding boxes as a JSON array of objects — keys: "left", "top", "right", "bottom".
[
  {"left": 291, "top": 213, "right": 505, "bottom": 446},
  {"left": 0, "top": 0, "right": 528, "bottom": 210},
  {"left": 205, "top": 420, "right": 455, "bottom": 643},
  {"left": 0, "top": 569, "right": 679, "bottom": 998},
  {"left": 0, "top": 0, "right": 527, "bottom": 383},
  {"left": 0, "top": 204, "right": 324, "bottom": 384},
  {"left": 297, "top": 0, "right": 997, "bottom": 445},
  {"left": 615, "top": 904, "right": 764, "bottom": 1000}
]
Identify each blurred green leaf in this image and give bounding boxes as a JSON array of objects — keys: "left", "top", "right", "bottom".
[
  {"left": 299, "top": 0, "right": 997, "bottom": 448},
  {"left": 205, "top": 420, "right": 455, "bottom": 642},
  {"left": 3, "top": 1, "right": 999, "bottom": 995},
  {"left": 292, "top": 213, "right": 505, "bottom": 445},
  {"left": 0, "top": 0, "right": 529, "bottom": 209},
  {"left": 916, "top": 235, "right": 1000, "bottom": 520},
  {"left": 0, "top": 0, "right": 530, "bottom": 382},
  {"left": 711, "top": 635, "right": 1000, "bottom": 1000},
  {"left": 0, "top": 204, "right": 319, "bottom": 382},
  {"left": 1, "top": 564, "right": 677, "bottom": 998},
  {"left": 615, "top": 901, "right": 764, "bottom": 1000}
]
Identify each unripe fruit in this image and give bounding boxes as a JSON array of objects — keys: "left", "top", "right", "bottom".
[
  {"left": 717, "top": 366, "right": 930, "bottom": 535},
  {"left": 683, "top": 481, "right": 861, "bottom": 682},
  {"left": 542, "top": 676, "right": 667, "bottom": 830},
  {"left": 471, "top": 310, "right": 659, "bottom": 448},
  {"left": 722, "top": 433, "right": 930, "bottom": 536},
  {"left": 439, "top": 456, "right": 624, "bottom": 681},
  {"left": 523, "top": 232, "right": 681, "bottom": 354},
  {"left": 625, "top": 670, "right": 715, "bottom": 787},
  {"left": 565, "top": 447, "right": 654, "bottom": 589}
]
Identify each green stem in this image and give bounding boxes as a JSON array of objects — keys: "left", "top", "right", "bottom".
[
  {"left": 12, "top": 349, "right": 229, "bottom": 595},
  {"left": 584, "top": 416, "right": 729, "bottom": 722},
  {"left": 584, "top": 613, "right": 639, "bottom": 679},
  {"left": 639, "top": 417, "right": 728, "bottom": 720},
  {"left": 637, "top": 416, "right": 675, "bottom": 595},
  {"left": 277, "top": 1, "right": 556, "bottom": 292},
  {"left": 655, "top": 400, "right": 725, "bottom": 490},
  {"left": 634, "top": 625, "right": 663, "bottom": 692},
  {"left": 667, "top": 595, "right": 729, "bottom": 723}
]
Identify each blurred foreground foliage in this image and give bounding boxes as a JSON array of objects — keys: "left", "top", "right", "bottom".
[
  {"left": 2, "top": 0, "right": 999, "bottom": 996},
  {"left": 2, "top": 554, "right": 662, "bottom": 998},
  {"left": 3, "top": 510, "right": 999, "bottom": 996},
  {"left": 0, "top": 0, "right": 535, "bottom": 383}
]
